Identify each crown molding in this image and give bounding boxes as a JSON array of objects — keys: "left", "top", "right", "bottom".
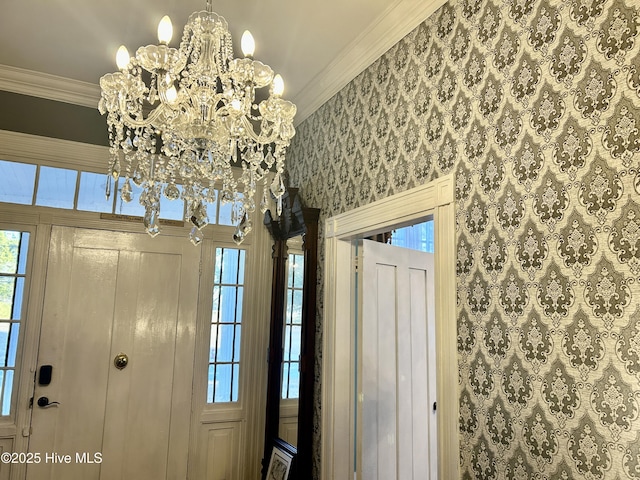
[
  {"left": 292, "top": 0, "right": 447, "bottom": 125},
  {"left": 0, "top": 64, "right": 100, "bottom": 109}
]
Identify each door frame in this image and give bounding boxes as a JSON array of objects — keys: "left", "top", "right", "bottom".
[{"left": 321, "top": 173, "right": 458, "bottom": 479}]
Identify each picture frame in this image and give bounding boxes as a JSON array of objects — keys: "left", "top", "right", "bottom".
[{"left": 266, "top": 438, "right": 296, "bottom": 480}]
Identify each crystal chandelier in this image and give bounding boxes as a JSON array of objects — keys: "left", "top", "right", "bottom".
[{"left": 98, "top": 1, "right": 296, "bottom": 245}]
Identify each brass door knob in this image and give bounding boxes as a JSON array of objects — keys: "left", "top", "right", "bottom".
[{"left": 114, "top": 353, "right": 129, "bottom": 370}]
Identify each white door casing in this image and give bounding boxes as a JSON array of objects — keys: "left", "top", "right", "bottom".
[
  {"left": 321, "top": 173, "right": 458, "bottom": 480},
  {"left": 358, "top": 240, "right": 437, "bottom": 480},
  {"left": 26, "top": 227, "right": 199, "bottom": 480}
]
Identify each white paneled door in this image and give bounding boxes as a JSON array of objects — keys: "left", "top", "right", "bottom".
[
  {"left": 358, "top": 239, "right": 437, "bottom": 480},
  {"left": 26, "top": 227, "right": 199, "bottom": 480}
]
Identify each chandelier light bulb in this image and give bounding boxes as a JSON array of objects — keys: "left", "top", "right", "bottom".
[
  {"left": 231, "top": 98, "right": 242, "bottom": 111},
  {"left": 157, "top": 15, "right": 173, "bottom": 44},
  {"left": 241, "top": 30, "right": 255, "bottom": 57},
  {"left": 115, "top": 45, "right": 130, "bottom": 70},
  {"left": 273, "top": 74, "right": 285, "bottom": 96},
  {"left": 165, "top": 85, "right": 178, "bottom": 103}
]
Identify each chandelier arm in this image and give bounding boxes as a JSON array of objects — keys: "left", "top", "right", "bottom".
[
  {"left": 235, "top": 117, "right": 282, "bottom": 145},
  {"left": 116, "top": 102, "right": 172, "bottom": 129}
]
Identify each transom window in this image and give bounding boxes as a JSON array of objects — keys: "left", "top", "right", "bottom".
[
  {"left": 0, "top": 230, "right": 30, "bottom": 416},
  {"left": 0, "top": 159, "right": 239, "bottom": 225},
  {"left": 390, "top": 220, "right": 434, "bottom": 253},
  {"left": 207, "top": 247, "right": 246, "bottom": 403}
]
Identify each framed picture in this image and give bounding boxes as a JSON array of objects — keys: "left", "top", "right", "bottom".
[{"left": 266, "top": 438, "right": 296, "bottom": 480}]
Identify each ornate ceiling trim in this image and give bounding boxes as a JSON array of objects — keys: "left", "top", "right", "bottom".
[
  {"left": 0, "top": 64, "right": 100, "bottom": 108},
  {"left": 292, "top": 0, "right": 447, "bottom": 125}
]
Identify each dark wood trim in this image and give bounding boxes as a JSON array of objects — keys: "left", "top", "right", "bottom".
[
  {"left": 296, "top": 207, "right": 320, "bottom": 479},
  {"left": 262, "top": 187, "right": 320, "bottom": 480},
  {"left": 262, "top": 238, "right": 289, "bottom": 478}
]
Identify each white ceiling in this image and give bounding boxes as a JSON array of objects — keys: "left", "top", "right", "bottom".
[{"left": 0, "top": 0, "right": 445, "bottom": 125}]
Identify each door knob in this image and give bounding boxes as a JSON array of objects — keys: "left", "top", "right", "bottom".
[
  {"left": 114, "top": 353, "right": 129, "bottom": 370},
  {"left": 37, "top": 396, "right": 60, "bottom": 408}
]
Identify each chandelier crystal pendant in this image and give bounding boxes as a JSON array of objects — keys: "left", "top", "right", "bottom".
[{"left": 98, "top": 2, "right": 296, "bottom": 245}]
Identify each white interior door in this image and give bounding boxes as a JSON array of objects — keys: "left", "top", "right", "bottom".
[
  {"left": 357, "top": 239, "right": 437, "bottom": 480},
  {"left": 26, "top": 226, "right": 199, "bottom": 480}
]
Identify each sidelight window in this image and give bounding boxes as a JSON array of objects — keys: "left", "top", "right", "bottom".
[
  {"left": 0, "top": 230, "right": 30, "bottom": 416},
  {"left": 207, "top": 247, "right": 246, "bottom": 403}
]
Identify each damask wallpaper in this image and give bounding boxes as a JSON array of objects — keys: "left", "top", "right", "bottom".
[{"left": 287, "top": 0, "right": 640, "bottom": 478}]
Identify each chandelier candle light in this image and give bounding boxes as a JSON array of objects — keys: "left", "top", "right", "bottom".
[{"left": 98, "top": 2, "right": 297, "bottom": 245}]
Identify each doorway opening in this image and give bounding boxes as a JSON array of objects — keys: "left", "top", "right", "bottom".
[{"left": 321, "top": 173, "right": 459, "bottom": 480}]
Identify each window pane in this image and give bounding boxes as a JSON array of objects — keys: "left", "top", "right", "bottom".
[
  {"left": 282, "top": 363, "right": 290, "bottom": 398},
  {"left": 231, "top": 364, "right": 239, "bottom": 401},
  {"left": 0, "top": 231, "right": 20, "bottom": 274},
  {"left": 216, "top": 324, "right": 235, "bottom": 362},
  {"left": 237, "top": 251, "right": 246, "bottom": 285},
  {"left": 209, "top": 325, "right": 218, "bottom": 363},
  {"left": 235, "top": 287, "right": 243, "bottom": 323},
  {"left": 284, "top": 325, "right": 292, "bottom": 360},
  {"left": 207, "top": 365, "right": 215, "bottom": 403},
  {"left": 0, "top": 161, "right": 36, "bottom": 205},
  {"left": 35, "top": 166, "right": 77, "bottom": 209},
  {"left": 218, "top": 286, "right": 239, "bottom": 323},
  {"left": 289, "top": 254, "right": 304, "bottom": 288},
  {"left": 11, "top": 278, "right": 24, "bottom": 320},
  {"left": 290, "top": 325, "right": 301, "bottom": 359},
  {"left": 160, "top": 186, "right": 185, "bottom": 221},
  {"left": 214, "top": 250, "right": 223, "bottom": 284},
  {"left": 77, "top": 172, "right": 114, "bottom": 213},
  {"left": 115, "top": 181, "right": 145, "bottom": 217},
  {"left": 2, "top": 370, "right": 13, "bottom": 416},
  {"left": 233, "top": 325, "right": 241, "bottom": 362},
  {"left": 291, "top": 290, "right": 302, "bottom": 324},
  {"left": 0, "top": 323, "right": 9, "bottom": 367},
  {"left": 7, "top": 324, "right": 19, "bottom": 368},
  {"left": 0, "top": 278, "right": 14, "bottom": 320},
  {"left": 288, "top": 363, "right": 299, "bottom": 399},
  {"left": 0, "top": 371, "right": 4, "bottom": 415},
  {"left": 212, "top": 286, "right": 220, "bottom": 322},
  {"left": 218, "top": 194, "right": 244, "bottom": 226},
  {"left": 214, "top": 364, "right": 232, "bottom": 402},
  {"left": 17, "top": 233, "right": 29, "bottom": 275},
  {"left": 218, "top": 200, "right": 233, "bottom": 226},
  {"left": 220, "top": 249, "right": 240, "bottom": 284}
]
